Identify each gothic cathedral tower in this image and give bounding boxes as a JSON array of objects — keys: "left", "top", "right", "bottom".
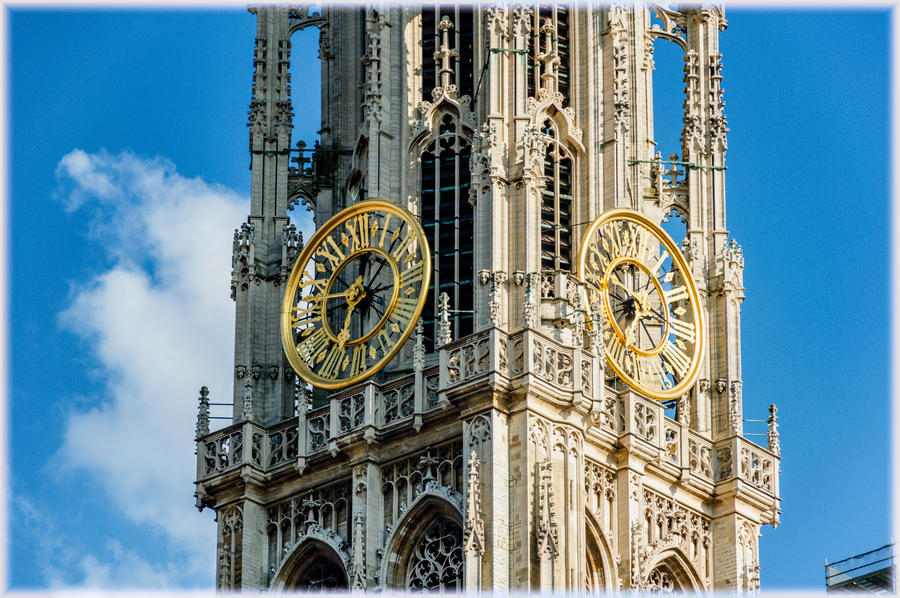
[{"left": 194, "top": 3, "right": 782, "bottom": 592}]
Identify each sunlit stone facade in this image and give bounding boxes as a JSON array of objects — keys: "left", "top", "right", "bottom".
[{"left": 194, "top": 3, "right": 781, "bottom": 592}]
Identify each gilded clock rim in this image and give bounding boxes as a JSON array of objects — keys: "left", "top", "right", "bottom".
[
  {"left": 576, "top": 208, "right": 705, "bottom": 401},
  {"left": 280, "top": 199, "right": 431, "bottom": 390}
]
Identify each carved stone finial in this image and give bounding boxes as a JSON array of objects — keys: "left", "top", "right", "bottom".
[
  {"left": 536, "top": 461, "right": 559, "bottom": 559},
  {"left": 241, "top": 382, "right": 254, "bottom": 422},
  {"left": 437, "top": 292, "right": 452, "bottom": 346},
  {"left": 351, "top": 513, "right": 366, "bottom": 589},
  {"left": 676, "top": 394, "right": 691, "bottom": 427},
  {"left": 536, "top": 17, "right": 559, "bottom": 93},
  {"left": 419, "top": 454, "right": 440, "bottom": 487},
  {"left": 727, "top": 381, "right": 743, "bottom": 436},
  {"left": 413, "top": 319, "right": 425, "bottom": 370},
  {"left": 196, "top": 386, "right": 210, "bottom": 438},
  {"left": 463, "top": 451, "right": 485, "bottom": 555},
  {"left": 434, "top": 16, "right": 458, "bottom": 91},
  {"left": 522, "top": 272, "right": 539, "bottom": 328},
  {"left": 767, "top": 403, "right": 780, "bottom": 455}
]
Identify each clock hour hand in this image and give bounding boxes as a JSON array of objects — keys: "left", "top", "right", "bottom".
[{"left": 336, "top": 276, "right": 366, "bottom": 348}]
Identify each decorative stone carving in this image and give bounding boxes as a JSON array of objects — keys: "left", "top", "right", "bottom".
[
  {"left": 268, "top": 365, "right": 279, "bottom": 380},
  {"left": 728, "top": 381, "right": 743, "bottom": 436},
  {"left": 688, "top": 437, "right": 713, "bottom": 480},
  {"left": 681, "top": 49, "right": 703, "bottom": 155},
  {"left": 351, "top": 513, "right": 366, "bottom": 589},
  {"left": 235, "top": 364, "right": 246, "bottom": 379},
  {"left": 250, "top": 365, "right": 262, "bottom": 380},
  {"left": 640, "top": 487, "right": 712, "bottom": 586},
  {"left": 536, "top": 461, "right": 559, "bottom": 558},
  {"left": 708, "top": 53, "right": 728, "bottom": 153},
  {"left": 446, "top": 333, "right": 490, "bottom": 385},
  {"left": 196, "top": 386, "right": 210, "bottom": 438},
  {"left": 470, "top": 123, "right": 493, "bottom": 206},
  {"left": 437, "top": 292, "right": 452, "bottom": 346},
  {"left": 610, "top": 7, "right": 630, "bottom": 135},
  {"left": 413, "top": 319, "right": 425, "bottom": 371},
  {"left": 532, "top": 336, "right": 574, "bottom": 388},
  {"left": 218, "top": 505, "right": 243, "bottom": 590},
  {"left": 361, "top": 10, "right": 385, "bottom": 132},
  {"left": 767, "top": 403, "right": 780, "bottom": 455},
  {"left": 231, "top": 222, "right": 255, "bottom": 298},
  {"left": 716, "top": 445, "right": 733, "bottom": 482},
  {"left": 676, "top": 393, "right": 691, "bottom": 427},
  {"left": 466, "top": 413, "right": 492, "bottom": 452},
  {"left": 241, "top": 382, "right": 254, "bottom": 422},
  {"left": 280, "top": 223, "right": 302, "bottom": 283},
  {"left": 634, "top": 402, "right": 657, "bottom": 442},
  {"left": 463, "top": 451, "right": 485, "bottom": 555}
]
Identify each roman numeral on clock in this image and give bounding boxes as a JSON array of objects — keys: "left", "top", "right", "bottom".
[
  {"left": 664, "top": 284, "right": 689, "bottom": 304},
  {"left": 669, "top": 317, "right": 696, "bottom": 343},
  {"left": 392, "top": 296, "right": 418, "bottom": 328},
  {"left": 296, "top": 328, "right": 330, "bottom": 364},
  {"left": 661, "top": 341, "right": 691, "bottom": 378},
  {"left": 318, "top": 345, "right": 347, "bottom": 379},
  {"left": 400, "top": 260, "right": 425, "bottom": 288},
  {"left": 349, "top": 343, "right": 368, "bottom": 377}
]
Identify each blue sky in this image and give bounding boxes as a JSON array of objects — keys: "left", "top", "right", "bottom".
[{"left": 5, "top": 5, "right": 894, "bottom": 591}]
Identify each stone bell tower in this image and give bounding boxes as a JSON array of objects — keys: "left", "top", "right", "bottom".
[{"left": 194, "top": 3, "right": 781, "bottom": 592}]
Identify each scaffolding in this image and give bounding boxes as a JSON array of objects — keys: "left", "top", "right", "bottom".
[{"left": 826, "top": 543, "right": 895, "bottom": 593}]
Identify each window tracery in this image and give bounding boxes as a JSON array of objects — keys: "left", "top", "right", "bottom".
[{"left": 405, "top": 517, "right": 464, "bottom": 591}]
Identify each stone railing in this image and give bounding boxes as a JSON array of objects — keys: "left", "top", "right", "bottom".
[
  {"left": 198, "top": 423, "right": 244, "bottom": 479},
  {"left": 713, "top": 435, "right": 779, "bottom": 496},
  {"left": 611, "top": 390, "right": 779, "bottom": 496},
  {"left": 196, "top": 365, "right": 448, "bottom": 482}
]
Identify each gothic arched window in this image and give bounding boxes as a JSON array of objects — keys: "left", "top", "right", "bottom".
[
  {"left": 405, "top": 517, "right": 463, "bottom": 590},
  {"left": 420, "top": 114, "right": 474, "bottom": 348},
  {"left": 539, "top": 119, "right": 574, "bottom": 272},
  {"left": 292, "top": 555, "right": 348, "bottom": 591}
]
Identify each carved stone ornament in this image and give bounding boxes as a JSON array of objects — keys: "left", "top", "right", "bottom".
[
  {"left": 437, "top": 292, "right": 452, "bottom": 346},
  {"left": 463, "top": 451, "right": 485, "bottom": 555},
  {"left": 716, "top": 379, "right": 727, "bottom": 394},
  {"left": 351, "top": 513, "right": 366, "bottom": 589},
  {"left": 234, "top": 364, "right": 247, "bottom": 379},
  {"left": 413, "top": 319, "right": 425, "bottom": 370},
  {"left": 767, "top": 403, "right": 780, "bottom": 455},
  {"left": 241, "top": 382, "right": 254, "bottom": 422},
  {"left": 536, "top": 461, "right": 559, "bottom": 559},
  {"left": 196, "top": 386, "right": 210, "bottom": 438}
]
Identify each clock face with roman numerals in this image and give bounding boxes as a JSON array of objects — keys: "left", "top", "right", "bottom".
[
  {"left": 281, "top": 199, "right": 431, "bottom": 389},
  {"left": 577, "top": 208, "right": 704, "bottom": 401}
]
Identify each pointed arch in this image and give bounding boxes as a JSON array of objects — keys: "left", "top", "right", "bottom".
[
  {"left": 381, "top": 491, "right": 464, "bottom": 590},
  {"left": 584, "top": 509, "right": 616, "bottom": 592},
  {"left": 411, "top": 109, "right": 476, "bottom": 350},
  {"left": 271, "top": 536, "right": 349, "bottom": 591},
  {"left": 645, "top": 548, "right": 705, "bottom": 592}
]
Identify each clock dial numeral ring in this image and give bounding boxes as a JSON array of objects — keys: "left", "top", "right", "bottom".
[
  {"left": 576, "top": 208, "right": 704, "bottom": 401},
  {"left": 281, "top": 199, "right": 431, "bottom": 390}
]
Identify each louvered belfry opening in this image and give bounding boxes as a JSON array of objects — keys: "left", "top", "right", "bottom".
[
  {"left": 420, "top": 6, "right": 475, "bottom": 350},
  {"left": 540, "top": 119, "right": 573, "bottom": 272}
]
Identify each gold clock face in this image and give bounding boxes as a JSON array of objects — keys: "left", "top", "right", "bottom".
[
  {"left": 281, "top": 199, "right": 431, "bottom": 390},
  {"left": 577, "top": 209, "right": 704, "bottom": 400}
]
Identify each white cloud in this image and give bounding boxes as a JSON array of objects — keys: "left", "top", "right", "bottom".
[{"left": 47, "top": 149, "right": 247, "bottom": 587}]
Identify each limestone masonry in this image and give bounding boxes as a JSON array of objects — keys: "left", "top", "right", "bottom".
[{"left": 194, "top": 3, "right": 782, "bottom": 592}]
